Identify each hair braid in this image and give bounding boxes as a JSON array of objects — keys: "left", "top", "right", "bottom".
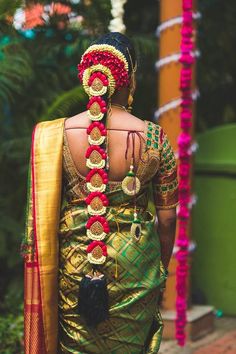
[{"left": 76, "top": 33, "right": 137, "bottom": 326}]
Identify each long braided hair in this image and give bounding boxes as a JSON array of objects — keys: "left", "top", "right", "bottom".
[{"left": 77, "top": 32, "right": 137, "bottom": 326}]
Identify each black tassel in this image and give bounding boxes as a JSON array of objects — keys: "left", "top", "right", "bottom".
[{"left": 78, "top": 271, "right": 109, "bottom": 327}]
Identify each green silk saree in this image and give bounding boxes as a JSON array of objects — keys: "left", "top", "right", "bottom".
[{"left": 22, "top": 118, "right": 178, "bottom": 354}]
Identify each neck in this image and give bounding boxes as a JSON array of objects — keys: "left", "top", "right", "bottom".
[
  {"left": 110, "top": 98, "right": 128, "bottom": 107},
  {"left": 110, "top": 87, "right": 129, "bottom": 107},
  {"left": 110, "top": 103, "right": 128, "bottom": 113},
  {"left": 111, "top": 103, "right": 127, "bottom": 108}
]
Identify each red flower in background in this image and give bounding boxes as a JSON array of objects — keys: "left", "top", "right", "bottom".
[
  {"left": 50, "top": 3, "right": 71, "bottom": 16},
  {"left": 23, "top": 2, "right": 72, "bottom": 30},
  {"left": 24, "top": 4, "right": 44, "bottom": 29}
]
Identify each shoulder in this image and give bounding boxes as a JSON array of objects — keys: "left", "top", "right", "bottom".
[
  {"left": 145, "top": 120, "right": 165, "bottom": 148},
  {"left": 32, "top": 118, "right": 66, "bottom": 142},
  {"left": 109, "top": 112, "right": 145, "bottom": 131},
  {"left": 127, "top": 113, "right": 145, "bottom": 126},
  {"left": 64, "top": 112, "right": 89, "bottom": 129},
  {"left": 146, "top": 121, "right": 163, "bottom": 133},
  {"left": 129, "top": 115, "right": 146, "bottom": 132}
]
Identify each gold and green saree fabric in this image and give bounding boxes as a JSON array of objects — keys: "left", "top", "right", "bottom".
[
  {"left": 22, "top": 118, "right": 178, "bottom": 354},
  {"left": 22, "top": 118, "right": 65, "bottom": 354}
]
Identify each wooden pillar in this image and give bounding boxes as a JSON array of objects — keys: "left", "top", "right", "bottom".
[
  {"left": 157, "top": 0, "right": 214, "bottom": 343},
  {"left": 158, "top": 0, "right": 187, "bottom": 312}
]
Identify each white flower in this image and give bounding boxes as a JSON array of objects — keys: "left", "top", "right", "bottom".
[{"left": 108, "top": 0, "right": 127, "bottom": 34}]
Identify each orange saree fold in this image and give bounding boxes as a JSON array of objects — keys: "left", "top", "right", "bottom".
[{"left": 23, "top": 118, "right": 66, "bottom": 354}]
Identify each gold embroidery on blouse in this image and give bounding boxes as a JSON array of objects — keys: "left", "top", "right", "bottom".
[
  {"left": 62, "top": 119, "right": 177, "bottom": 205},
  {"left": 151, "top": 127, "right": 179, "bottom": 209}
]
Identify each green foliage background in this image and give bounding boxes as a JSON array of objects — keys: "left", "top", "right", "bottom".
[{"left": 0, "top": 0, "right": 235, "bottom": 351}]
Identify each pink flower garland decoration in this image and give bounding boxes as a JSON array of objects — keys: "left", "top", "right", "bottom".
[{"left": 176, "top": 0, "right": 196, "bottom": 346}]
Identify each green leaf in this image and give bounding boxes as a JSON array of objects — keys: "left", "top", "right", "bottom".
[{"left": 42, "top": 85, "right": 87, "bottom": 121}]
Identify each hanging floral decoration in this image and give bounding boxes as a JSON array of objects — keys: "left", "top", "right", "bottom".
[
  {"left": 85, "top": 145, "right": 107, "bottom": 169},
  {"left": 86, "top": 168, "right": 108, "bottom": 192},
  {"left": 87, "top": 96, "right": 107, "bottom": 121},
  {"left": 87, "top": 121, "right": 107, "bottom": 145},
  {"left": 154, "top": 7, "right": 201, "bottom": 120},
  {"left": 77, "top": 43, "right": 130, "bottom": 268},
  {"left": 86, "top": 216, "right": 110, "bottom": 241},
  {"left": 86, "top": 240, "right": 108, "bottom": 264},
  {"left": 76, "top": 44, "right": 130, "bottom": 325},
  {"left": 78, "top": 46, "right": 129, "bottom": 96},
  {"left": 175, "top": 0, "right": 196, "bottom": 346},
  {"left": 85, "top": 191, "right": 109, "bottom": 216},
  {"left": 108, "top": 0, "right": 128, "bottom": 34}
]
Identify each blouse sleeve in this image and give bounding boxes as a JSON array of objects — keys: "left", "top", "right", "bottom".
[{"left": 152, "top": 128, "right": 179, "bottom": 209}]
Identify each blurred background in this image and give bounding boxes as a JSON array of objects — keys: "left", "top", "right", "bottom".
[{"left": 0, "top": 0, "right": 236, "bottom": 352}]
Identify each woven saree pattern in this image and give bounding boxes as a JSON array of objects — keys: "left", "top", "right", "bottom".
[
  {"left": 58, "top": 120, "right": 178, "bottom": 353},
  {"left": 24, "top": 263, "right": 45, "bottom": 354},
  {"left": 22, "top": 118, "right": 178, "bottom": 353}
]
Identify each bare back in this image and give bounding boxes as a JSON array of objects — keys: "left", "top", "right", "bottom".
[{"left": 64, "top": 109, "right": 146, "bottom": 182}]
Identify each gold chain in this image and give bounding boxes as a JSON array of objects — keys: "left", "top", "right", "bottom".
[{"left": 110, "top": 103, "right": 128, "bottom": 112}]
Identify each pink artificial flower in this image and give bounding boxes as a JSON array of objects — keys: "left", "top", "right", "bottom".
[{"left": 178, "top": 132, "right": 191, "bottom": 149}]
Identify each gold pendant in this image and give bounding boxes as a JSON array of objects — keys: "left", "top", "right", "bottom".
[
  {"left": 122, "top": 174, "right": 141, "bottom": 196},
  {"left": 122, "top": 161, "right": 141, "bottom": 196}
]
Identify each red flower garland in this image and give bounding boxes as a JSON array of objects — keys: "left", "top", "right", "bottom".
[
  {"left": 88, "top": 72, "right": 109, "bottom": 87},
  {"left": 86, "top": 240, "right": 108, "bottom": 256},
  {"left": 85, "top": 145, "right": 107, "bottom": 160},
  {"left": 86, "top": 216, "right": 110, "bottom": 234},
  {"left": 78, "top": 45, "right": 129, "bottom": 269},
  {"left": 87, "top": 96, "right": 107, "bottom": 114},
  {"left": 78, "top": 50, "right": 129, "bottom": 89},
  {"left": 86, "top": 168, "right": 108, "bottom": 184},
  {"left": 87, "top": 121, "right": 107, "bottom": 136},
  {"left": 176, "top": 0, "right": 196, "bottom": 346},
  {"left": 85, "top": 191, "right": 109, "bottom": 207}
]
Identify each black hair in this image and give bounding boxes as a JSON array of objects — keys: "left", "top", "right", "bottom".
[{"left": 91, "top": 32, "right": 137, "bottom": 76}]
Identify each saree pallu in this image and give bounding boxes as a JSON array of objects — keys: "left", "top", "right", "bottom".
[{"left": 22, "top": 118, "right": 65, "bottom": 354}]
